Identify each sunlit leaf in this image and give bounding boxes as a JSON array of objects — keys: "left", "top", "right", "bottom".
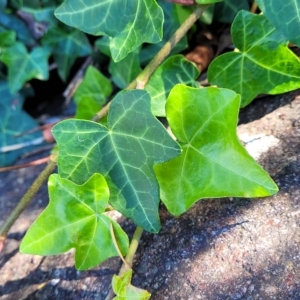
[
  {"left": 112, "top": 269, "right": 151, "bottom": 300},
  {"left": 42, "top": 27, "right": 92, "bottom": 81},
  {"left": 208, "top": 11, "right": 300, "bottom": 107},
  {"left": 52, "top": 90, "right": 181, "bottom": 233},
  {"left": 20, "top": 173, "right": 129, "bottom": 270},
  {"left": 0, "top": 30, "right": 16, "bottom": 47},
  {"left": 145, "top": 55, "right": 200, "bottom": 117},
  {"left": 55, "top": 0, "right": 163, "bottom": 62},
  {"left": 154, "top": 85, "right": 278, "bottom": 216}
]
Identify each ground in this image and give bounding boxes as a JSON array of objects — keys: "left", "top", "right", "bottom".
[{"left": 0, "top": 90, "right": 300, "bottom": 299}]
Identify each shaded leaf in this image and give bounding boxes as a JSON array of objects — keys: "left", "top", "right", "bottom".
[
  {"left": 195, "top": 0, "right": 222, "bottom": 3},
  {"left": 145, "top": 55, "right": 200, "bottom": 117},
  {"left": 208, "top": 11, "right": 300, "bottom": 107},
  {"left": 0, "top": 42, "right": 50, "bottom": 93},
  {"left": 112, "top": 270, "right": 151, "bottom": 300},
  {"left": 154, "top": 85, "right": 278, "bottom": 216},
  {"left": 55, "top": 0, "right": 163, "bottom": 62},
  {"left": 214, "top": 0, "right": 249, "bottom": 23},
  {"left": 256, "top": 0, "right": 300, "bottom": 47},
  {"left": 74, "top": 66, "right": 112, "bottom": 120},
  {"left": 52, "top": 90, "right": 181, "bottom": 233},
  {"left": 20, "top": 173, "right": 129, "bottom": 270},
  {"left": 42, "top": 27, "right": 92, "bottom": 81}
]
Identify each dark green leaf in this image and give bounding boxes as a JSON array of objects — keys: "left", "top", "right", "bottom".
[
  {"left": 154, "top": 85, "right": 278, "bottom": 216},
  {"left": 208, "top": 11, "right": 300, "bottom": 107},
  {"left": 20, "top": 173, "right": 129, "bottom": 270},
  {"left": 0, "top": 0, "right": 6, "bottom": 11},
  {"left": 0, "top": 30, "right": 16, "bottom": 47},
  {"left": 55, "top": 0, "right": 163, "bottom": 62},
  {"left": 256, "top": 0, "right": 300, "bottom": 47},
  {"left": 112, "top": 269, "right": 151, "bottom": 300},
  {"left": 42, "top": 27, "right": 92, "bottom": 81},
  {"left": 214, "top": 0, "right": 249, "bottom": 23},
  {"left": 0, "top": 42, "right": 50, "bottom": 93},
  {"left": 145, "top": 55, "right": 200, "bottom": 117},
  {"left": 74, "top": 66, "right": 112, "bottom": 120},
  {"left": 52, "top": 90, "right": 181, "bottom": 233}
]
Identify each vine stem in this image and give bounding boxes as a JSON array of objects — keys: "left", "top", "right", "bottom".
[
  {"left": 105, "top": 226, "right": 144, "bottom": 300},
  {"left": 0, "top": 160, "right": 56, "bottom": 252},
  {"left": 93, "top": 4, "right": 209, "bottom": 122}
]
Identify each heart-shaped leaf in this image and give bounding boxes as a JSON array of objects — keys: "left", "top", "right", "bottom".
[
  {"left": 52, "top": 90, "right": 181, "bottom": 233},
  {"left": 145, "top": 55, "right": 200, "bottom": 117},
  {"left": 154, "top": 85, "right": 278, "bottom": 216},
  {"left": 74, "top": 66, "right": 112, "bottom": 120},
  {"left": 55, "top": 0, "right": 163, "bottom": 62},
  {"left": 42, "top": 27, "right": 92, "bottom": 81},
  {"left": 208, "top": 11, "right": 300, "bottom": 107},
  {"left": 112, "top": 269, "right": 151, "bottom": 300},
  {"left": 0, "top": 42, "right": 50, "bottom": 93},
  {"left": 256, "top": 0, "right": 300, "bottom": 47},
  {"left": 20, "top": 173, "right": 129, "bottom": 270}
]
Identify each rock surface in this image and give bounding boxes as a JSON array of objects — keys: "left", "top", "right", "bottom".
[{"left": 0, "top": 91, "right": 300, "bottom": 299}]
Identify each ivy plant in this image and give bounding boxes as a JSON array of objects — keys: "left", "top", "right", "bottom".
[{"left": 0, "top": 0, "right": 299, "bottom": 298}]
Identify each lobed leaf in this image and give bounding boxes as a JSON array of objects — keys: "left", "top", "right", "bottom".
[
  {"left": 154, "top": 85, "right": 278, "bottom": 216},
  {"left": 208, "top": 11, "right": 300, "bottom": 107},
  {"left": 52, "top": 90, "right": 181, "bottom": 233},
  {"left": 55, "top": 0, "right": 163, "bottom": 62},
  {"left": 20, "top": 173, "right": 129, "bottom": 270},
  {"left": 214, "top": 0, "right": 249, "bottom": 23}
]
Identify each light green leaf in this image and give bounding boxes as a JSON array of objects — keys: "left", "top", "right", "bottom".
[
  {"left": 42, "top": 27, "right": 92, "bottom": 81},
  {"left": 0, "top": 42, "right": 50, "bottom": 93},
  {"left": 74, "top": 66, "right": 112, "bottom": 120},
  {"left": 112, "top": 269, "right": 151, "bottom": 300},
  {"left": 140, "top": 2, "right": 188, "bottom": 64},
  {"left": 0, "top": 30, "right": 16, "bottom": 47},
  {"left": 145, "top": 55, "right": 200, "bottom": 117},
  {"left": 208, "top": 11, "right": 300, "bottom": 107},
  {"left": 214, "top": 0, "right": 249, "bottom": 23},
  {"left": 154, "top": 85, "right": 278, "bottom": 216},
  {"left": 55, "top": 0, "right": 163, "bottom": 62},
  {"left": 52, "top": 90, "right": 181, "bottom": 233},
  {"left": 195, "top": 0, "right": 222, "bottom": 3},
  {"left": 256, "top": 0, "right": 300, "bottom": 47},
  {"left": 20, "top": 173, "right": 129, "bottom": 270},
  {"left": 109, "top": 49, "right": 142, "bottom": 89}
]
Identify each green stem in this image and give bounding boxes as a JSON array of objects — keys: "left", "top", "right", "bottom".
[
  {"left": 0, "top": 160, "right": 56, "bottom": 243},
  {"left": 93, "top": 4, "right": 209, "bottom": 122}
]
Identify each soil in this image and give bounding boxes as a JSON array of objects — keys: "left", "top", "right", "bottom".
[{"left": 1, "top": 90, "right": 300, "bottom": 299}]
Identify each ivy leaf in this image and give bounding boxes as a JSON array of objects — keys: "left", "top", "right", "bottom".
[
  {"left": 145, "top": 55, "right": 200, "bottom": 117},
  {"left": 20, "top": 173, "right": 129, "bottom": 270},
  {"left": 55, "top": 0, "right": 163, "bottom": 62},
  {"left": 0, "top": 42, "right": 50, "bottom": 93},
  {"left": 214, "top": 0, "right": 249, "bottom": 23},
  {"left": 0, "top": 30, "right": 16, "bottom": 47},
  {"left": 74, "top": 66, "right": 112, "bottom": 120},
  {"left": 52, "top": 90, "right": 181, "bottom": 233},
  {"left": 154, "top": 85, "right": 278, "bottom": 216},
  {"left": 42, "top": 27, "right": 92, "bottom": 81},
  {"left": 112, "top": 269, "right": 151, "bottom": 300},
  {"left": 195, "top": 0, "right": 222, "bottom": 3},
  {"left": 256, "top": 0, "right": 300, "bottom": 47},
  {"left": 208, "top": 11, "right": 300, "bottom": 107}
]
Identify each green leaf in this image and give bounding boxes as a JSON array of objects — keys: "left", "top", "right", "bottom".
[
  {"left": 22, "top": 6, "right": 59, "bottom": 26},
  {"left": 208, "top": 11, "right": 300, "bottom": 107},
  {"left": 20, "top": 173, "right": 129, "bottom": 270},
  {"left": 195, "top": 0, "right": 222, "bottom": 3},
  {"left": 74, "top": 66, "right": 112, "bottom": 120},
  {"left": 154, "top": 85, "right": 278, "bottom": 216},
  {"left": 109, "top": 49, "right": 142, "bottom": 89},
  {"left": 0, "top": 80, "right": 43, "bottom": 166},
  {"left": 112, "top": 270, "right": 151, "bottom": 300},
  {"left": 42, "top": 27, "right": 92, "bottom": 81},
  {"left": 214, "top": 0, "right": 249, "bottom": 23},
  {"left": 0, "top": 42, "right": 50, "bottom": 93},
  {"left": 0, "top": 0, "right": 6, "bottom": 11},
  {"left": 55, "top": 0, "right": 163, "bottom": 62},
  {"left": 52, "top": 90, "right": 181, "bottom": 233},
  {"left": 0, "top": 30, "right": 16, "bottom": 47},
  {"left": 145, "top": 55, "right": 200, "bottom": 117},
  {"left": 256, "top": 0, "right": 300, "bottom": 47},
  {"left": 139, "top": 2, "right": 188, "bottom": 64}
]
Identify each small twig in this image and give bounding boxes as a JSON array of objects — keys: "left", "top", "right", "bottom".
[
  {"left": 250, "top": 1, "right": 258, "bottom": 13},
  {"left": 93, "top": 4, "right": 209, "bottom": 122},
  {"left": 0, "top": 137, "right": 45, "bottom": 153},
  {"left": 0, "top": 156, "right": 50, "bottom": 172},
  {"left": 0, "top": 160, "right": 57, "bottom": 252}
]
